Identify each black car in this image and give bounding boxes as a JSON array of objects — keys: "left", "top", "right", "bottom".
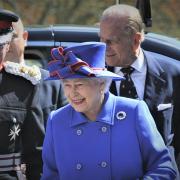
[
  {"left": 25, "top": 25, "right": 100, "bottom": 68},
  {"left": 24, "top": 0, "right": 180, "bottom": 68},
  {"left": 25, "top": 24, "right": 180, "bottom": 68}
]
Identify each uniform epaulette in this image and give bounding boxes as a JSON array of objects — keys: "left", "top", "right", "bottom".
[{"left": 4, "top": 61, "right": 41, "bottom": 85}]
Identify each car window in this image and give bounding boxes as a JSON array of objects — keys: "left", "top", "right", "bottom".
[{"left": 25, "top": 48, "right": 51, "bottom": 68}]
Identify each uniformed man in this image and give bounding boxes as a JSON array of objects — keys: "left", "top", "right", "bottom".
[
  {"left": 4, "top": 16, "right": 68, "bottom": 128},
  {"left": 0, "top": 9, "right": 44, "bottom": 180}
]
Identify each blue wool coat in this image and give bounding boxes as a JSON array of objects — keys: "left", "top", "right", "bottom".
[{"left": 41, "top": 92, "right": 176, "bottom": 180}]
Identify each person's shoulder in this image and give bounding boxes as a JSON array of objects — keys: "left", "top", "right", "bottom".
[
  {"left": 110, "top": 93, "right": 140, "bottom": 109},
  {"left": 3, "top": 61, "right": 41, "bottom": 85},
  {"left": 144, "top": 50, "right": 180, "bottom": 66},
  {"left": 40, "top": 68, "right": 62, "bottom": 85},
  {"left": 111, "top": 95, "right": 148, "bottom": 120},
  {"left": 39, "top": 68, "right": 49, "bottom": 78},
  {"left": 53, "top": 104, "right": 71, "bottom": 115},
  {"left": 144, "top": 50, "right": 180, "bottom": 75},
  {"left": 49, "top": 104, "right": 71, "bottom": 123}
]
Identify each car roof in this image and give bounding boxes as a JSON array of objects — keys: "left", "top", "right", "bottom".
[{"left": 26, "top": 25, "right": 180, "bottom": 60}]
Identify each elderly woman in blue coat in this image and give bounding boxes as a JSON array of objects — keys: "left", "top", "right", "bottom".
[{"left": 41, "top": 42, "right": 176, "bottom": 180}]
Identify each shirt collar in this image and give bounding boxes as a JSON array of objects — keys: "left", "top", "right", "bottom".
[
  {"left": 131, "top": 48, "right": 145, "bottom": 73},
  {"left": 70, "top": 92, "right": 115, "bottom": 127},
  {"left": 115, "top": 48, "right": 145, "bottom": 73}
]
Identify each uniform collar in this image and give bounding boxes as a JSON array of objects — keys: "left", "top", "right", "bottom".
[{"left": 70, "top": 92, "right": 115, "bottom": 127}]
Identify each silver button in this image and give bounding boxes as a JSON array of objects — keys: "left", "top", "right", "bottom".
[
  {"left": 76, "top": 163, "right": 82, "bottom": 170},
  {"left": 12, "top": 117, "right": 17, "bottom": 123},
  {"left": 101, "top": 161, "right": 107, "bottom": 168},
  {"left": 76, "top": 129, "right": 82, "bottom": 136},
  {"left": 101, "top": 126, "right": 107, "bottom": 133}
]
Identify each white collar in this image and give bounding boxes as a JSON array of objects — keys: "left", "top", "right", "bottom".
[{"left": 115, "top": 48, "right": 145, "bottom": 74}]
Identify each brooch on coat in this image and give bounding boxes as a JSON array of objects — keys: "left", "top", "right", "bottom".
[
  {"left": 116, "top": 111, "right": 126, "bottom": 120},
  {"left": 4, "top": 61, "right": 41, "bottom": 85}
]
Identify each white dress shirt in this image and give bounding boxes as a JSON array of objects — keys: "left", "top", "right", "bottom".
[{"left": 114, "top": 49, "right": 147, "bottom": 100}]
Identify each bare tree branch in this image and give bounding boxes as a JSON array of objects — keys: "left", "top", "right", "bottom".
[{"left": 37, "top": 0, "right": 52, "bottom": 24}]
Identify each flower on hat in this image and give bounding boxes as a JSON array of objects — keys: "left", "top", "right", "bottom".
[{"left": 4, "top": 61, "right": 41, "bottom": 85}]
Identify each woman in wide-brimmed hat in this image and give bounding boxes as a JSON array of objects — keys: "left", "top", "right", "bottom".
[{"left": 41, "top": 42, "right": 176, "bottom": 180}]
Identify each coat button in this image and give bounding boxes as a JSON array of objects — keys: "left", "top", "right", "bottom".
[
  {"left": 76, "top": 163, "right": 82, "bottom": 170},
  {"left": 101, "top": 126, "right": 107, "bottom": 133},
  {"left": 101, "top": 161, "right": 107, "bottom": 168},
  {"left": 12, "top": 117, "right": 17, "bottom": 123},
  {"left": 76, "top": 129, "right": 82, "bottom": 136}
]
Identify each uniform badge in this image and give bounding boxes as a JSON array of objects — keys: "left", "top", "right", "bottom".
[
  {"left": 116, "top": 111, "right": 126, "bottom": 120},
  {"left": 8, "top": 124, "right": 21, "bottom": 141}
]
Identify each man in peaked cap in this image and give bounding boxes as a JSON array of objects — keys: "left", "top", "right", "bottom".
[
  {"left": 4, "top": 17, "right": 68, "bottom": 128},
  {"left": 0, "top": 9, "right": 44, "bottom": 180}
]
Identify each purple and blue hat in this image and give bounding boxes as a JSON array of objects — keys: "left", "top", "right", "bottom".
[{"left": 46, "top": 42, "right": 123, "bottom": 81}]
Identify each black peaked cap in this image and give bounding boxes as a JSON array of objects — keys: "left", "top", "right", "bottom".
[{"left": 0, "top": 9, "right": 19, "bottom": 22}]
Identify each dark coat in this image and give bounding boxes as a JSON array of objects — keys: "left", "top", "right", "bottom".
[
  {"left": 39, "top": 69, "right": 68, "bottom": 128},
  {"left": 109, "top": 50, "right": 180, "bottom": 172},
  {"left": 0, "top": 69, "right": 44, "bottom": 180}
]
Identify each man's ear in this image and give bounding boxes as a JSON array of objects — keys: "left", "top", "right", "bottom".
[
  {"left": 132, "top": 32, "right": 141, "bottom": 52},
  {"left": 23, "top": 31, "right": 28, "bottom": 47}
]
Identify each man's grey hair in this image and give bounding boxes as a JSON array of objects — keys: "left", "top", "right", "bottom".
[{"left": 101, "top": 4, "right": 145, "bottom": 41}]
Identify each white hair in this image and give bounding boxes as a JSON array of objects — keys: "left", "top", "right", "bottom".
[
  {"left": 94, "top": 77, "right": 112, "bottom": 93},
  {"left": 0, "top": 32, "right": 12, "bottom": 45}
]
